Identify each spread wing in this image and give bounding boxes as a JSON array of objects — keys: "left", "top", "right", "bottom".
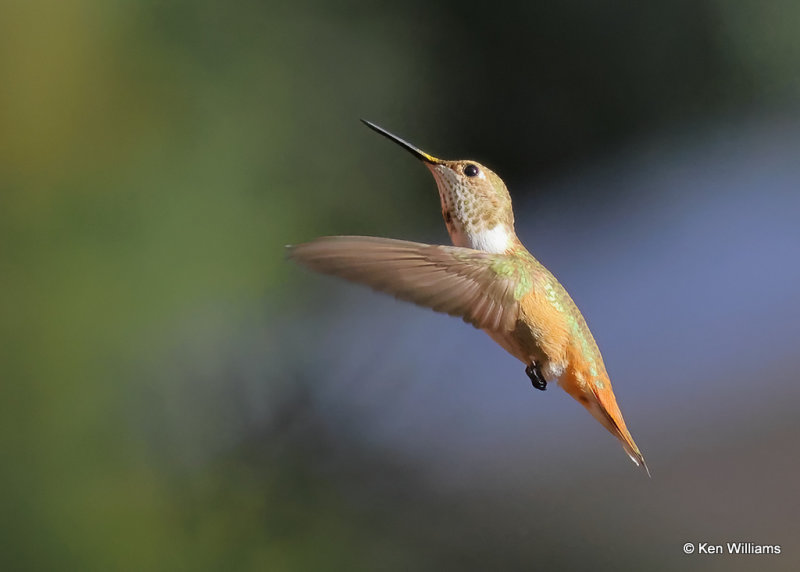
[{"left": 288, "top": 236, "right": 521, "bottom": 332}]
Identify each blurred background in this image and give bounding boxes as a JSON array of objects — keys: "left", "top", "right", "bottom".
[{"left": 2, "top": 1, "right": 799, "bottom": 570}]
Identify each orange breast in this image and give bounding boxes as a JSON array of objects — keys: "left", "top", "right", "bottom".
[{"left": 516, "top": 287, "right": 571, "bottom": 369}]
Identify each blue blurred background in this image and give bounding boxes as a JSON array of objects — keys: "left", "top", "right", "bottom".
[{"left": 2, "top": 1, "right": 798, "bottom": 570}]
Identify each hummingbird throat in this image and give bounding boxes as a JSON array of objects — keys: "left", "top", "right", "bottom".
[{"left": 428, "top": 164, "right": 514, "bottom": 254}]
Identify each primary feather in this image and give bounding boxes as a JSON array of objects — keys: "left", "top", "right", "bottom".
[{"left": 288, "top": 236, "right": 520, "bottom": 332}]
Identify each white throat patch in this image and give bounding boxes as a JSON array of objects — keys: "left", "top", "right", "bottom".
[{"left": 469, "top": 225, "right": 512, "bottom": 254}]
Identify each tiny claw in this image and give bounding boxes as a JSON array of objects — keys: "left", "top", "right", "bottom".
[{"left": 525, "top": 363, "right": 547, "bottom": 391}]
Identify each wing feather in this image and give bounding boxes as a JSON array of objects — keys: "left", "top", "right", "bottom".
[{"left": 288, "top": 236, "right": 521, "bottom": 332}]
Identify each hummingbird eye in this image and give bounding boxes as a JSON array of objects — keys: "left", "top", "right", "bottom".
[{"left": 463, "top": 164, "right": 480, "bottom": 177}]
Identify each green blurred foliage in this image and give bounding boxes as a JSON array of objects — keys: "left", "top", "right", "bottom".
[{"left": 1, "top": 1, "right": 432, "bottom": 568}]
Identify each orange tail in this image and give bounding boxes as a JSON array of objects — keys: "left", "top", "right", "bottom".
[{"left": 560, "top": 367, "right": 649, "bottom": 476}]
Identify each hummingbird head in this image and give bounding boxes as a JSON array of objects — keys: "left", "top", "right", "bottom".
[{"left": 362, "top": 120, "right": 516, "bottom": 254}]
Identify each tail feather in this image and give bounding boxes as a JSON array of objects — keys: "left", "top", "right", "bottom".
[{"left": 560, "top": 368, "right": 649, "bottom": 477}]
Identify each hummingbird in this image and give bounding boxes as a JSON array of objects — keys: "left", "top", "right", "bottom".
[{"left": 288, "top": 120, "right": 649, "bottom": 475}]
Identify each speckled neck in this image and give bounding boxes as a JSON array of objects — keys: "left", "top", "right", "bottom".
[{"left": 427, "top": 162, "right": 515, "bottom": 252}]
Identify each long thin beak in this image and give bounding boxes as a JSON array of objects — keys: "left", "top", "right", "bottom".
[{"left": 361, "top": 119, "right": 442, "bottom": 164}]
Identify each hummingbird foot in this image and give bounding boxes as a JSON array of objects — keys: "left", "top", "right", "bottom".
[{"left": 525, "top": 362, "right": 547, "bottom": 391}]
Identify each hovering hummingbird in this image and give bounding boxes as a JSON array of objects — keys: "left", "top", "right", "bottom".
[{"left": 289, "top": 120, "right": 648, "bottom": 475}]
